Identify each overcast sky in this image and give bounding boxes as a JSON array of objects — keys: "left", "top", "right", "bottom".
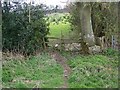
[{"left": 26, "top": 0, "right": 68, "bottom": 8}]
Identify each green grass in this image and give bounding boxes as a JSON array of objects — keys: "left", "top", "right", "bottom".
[
  {"left": 48, "top": 22, "right": 71, "bottom": 38},
  {"left": 46, "top": 13, "right": 71, "bottom": 39},
  {"left": 2, "top": 13, "right": 118, "bottom": 88},
  {"left": 2, "top": 51, "right": 118, "bottom": 88},
  {"left": 2, "top": 53, "right": 64, "bottom": 88},
  {"left": 62, "top": 52, "right": 118, "bottom": 88}
]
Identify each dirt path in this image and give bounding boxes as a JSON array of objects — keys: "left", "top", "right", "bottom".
[{"left": 49, "top": 50, "right": 71, "bottom": 88}]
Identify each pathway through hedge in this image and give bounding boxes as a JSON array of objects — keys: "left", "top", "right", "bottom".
[{"left": 49, "top": 50, "right": 71, "bottom": 88}]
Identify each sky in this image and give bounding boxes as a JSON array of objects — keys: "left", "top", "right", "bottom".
[
  {"left": 26, "top": 0, "right": 68, "bottom": 8},
  {"left": 2, "top": 0, "right": 68, "bottom": 9}
]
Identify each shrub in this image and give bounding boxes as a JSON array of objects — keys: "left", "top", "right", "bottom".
[
  {"left": 104, "top": 48, "right": 118, "bottom": 56},
  {"left": 2, "top": 2, "right": 49, "bottom": 55}
]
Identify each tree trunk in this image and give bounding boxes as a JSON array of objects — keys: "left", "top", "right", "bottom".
[
  {"left": 77, "top": 3, "right": 95, "bottom": 54},
  {"left": 0, "top": 1, "right": 1, "bottom": 24},
  {"left": 0, "top": 0, "right": 2, "bottom": 51},
  {"left": 81, "top": 3, "right": 95, "bottom": 47},
  {"left": 72, "top": 3, "right": 95, "bottom": 54},
  {"left": 75, "top": 3, "right": 90, "bottom": 54}
]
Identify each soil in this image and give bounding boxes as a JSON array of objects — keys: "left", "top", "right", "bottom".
[{"left": 49, "top": 50, "right": 71, "bottom": 88}]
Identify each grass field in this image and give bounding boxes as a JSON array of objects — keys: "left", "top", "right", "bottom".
[
  {"left": 48, "top": 22, "right": 71, "bottom": 38},
  {"left": 2, "top": 51, "right": 118, "bottom": 88},
  {"left": 46, "top": 13, "right": 71, "bottom": 38}
]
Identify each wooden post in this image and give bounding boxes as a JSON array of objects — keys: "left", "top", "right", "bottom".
[
  {"left": 29, "top": 0, "right": 31, "bottom": 23},
  {"left": 60, "top": 30, "right": 62, "bottom": 51},
  {"left": 43, "top": 37, "right": 46, "bottom": 50},
  {"left": 69, "top": 31, "right": 71, "bottom": 39},
  {"left": 112, "top": 35, "right": 113, "bottom": 49},
  {"left": 60, "top": 29, "right": 64, "bottom": 51}
]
